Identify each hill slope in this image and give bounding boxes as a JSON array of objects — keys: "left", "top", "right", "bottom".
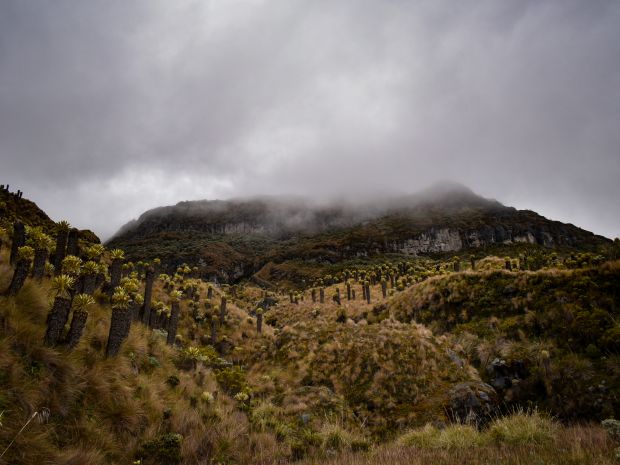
[
  {"left": 107, "top": 184, "right": 610, "bottom": 285},
  {"left": 382, "top": 262, "right": 620, "bottom": 420},
  {"left": 0, "top": 187, "right": 100, "bottom": 244}
]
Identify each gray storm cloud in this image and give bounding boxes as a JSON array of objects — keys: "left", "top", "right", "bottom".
[{"left": 0, "top": 0, "right": 619, "bottom": 240}]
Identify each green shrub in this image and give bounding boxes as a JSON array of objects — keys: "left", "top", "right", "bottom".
[
  {"left": 166, "top": 374, "right": 180, "bottom": 388},
  {"left": 573, "top": 309, "right": 611, "bottom": 342},
  {"left": 601, "top": 325, "right": 620, "bottom": 351},
  {"left": 138, "top": 433, "right": 183, "bottom": 465},
  {"left": 216, "top": 366, "right": 247, "bottom": 395}
]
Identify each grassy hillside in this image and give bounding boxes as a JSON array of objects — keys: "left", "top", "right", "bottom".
[
  {"left": 0, "top": 254, "right": 255, "bottom": 464},
  {"left": 0, "top": 222, "right": 618, "bottom": 463},
  {"left": 385, "top": 262, "right": 620, "bottom": 420},
  {"left": 0, "top": 189, "right": 56, "bottom": 232}
]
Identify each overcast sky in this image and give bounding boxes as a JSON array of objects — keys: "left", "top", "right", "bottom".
[{"left": 1, "top": 0, "right": 619, "bottom": 240}]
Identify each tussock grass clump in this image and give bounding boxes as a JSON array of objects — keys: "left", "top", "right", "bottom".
[
  {"left": 320, "top": 422, "right": 370, "bottom": 453},
  {"left": 250, "top": 400, "right": 281, "bottom": 432},
  {"left": 298, "top": 423, "right": 617, "bottom": 465},
  {"left": 397, "top": 411, "right": 557, "bottom": 450},
  {"left": 397, "top": 424, "right": 485, "bottom": 449},
  {"left": 487, "top": 410, "right": 557, "bottom": 445},
  {"left": 321, "top": 423, "right": 354, "bottom": 451}
]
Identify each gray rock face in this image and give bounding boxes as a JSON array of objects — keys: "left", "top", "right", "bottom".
[
  {"left": 389, "top": 222, "right": 586, "bottom": 256},
  {"left": 392, "top": 228, "right": 463, "bottom": 254},
  {"left": 446, "top": 381, "right": 498, "bottom": 425},
  {"left": 216, "top": 264, "right": 246, "bottom": 282}
]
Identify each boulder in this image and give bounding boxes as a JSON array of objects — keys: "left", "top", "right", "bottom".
[{"left": 446, "top": 381, "right": 497, "bottom": 425}]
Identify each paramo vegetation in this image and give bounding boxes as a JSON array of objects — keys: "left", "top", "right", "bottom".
[{"left": 0, "top": 188, "right": 619, "bottom": 464}]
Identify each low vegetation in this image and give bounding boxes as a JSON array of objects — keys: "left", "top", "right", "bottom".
[{"left": 0, "top": 192, "right": 618, "bottom": 464}]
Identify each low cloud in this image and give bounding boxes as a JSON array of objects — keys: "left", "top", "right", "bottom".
[{"left": 1, "top": 0, "right": 619, "bottom": 239}]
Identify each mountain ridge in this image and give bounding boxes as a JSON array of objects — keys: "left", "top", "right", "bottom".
[
  {"left": 106, "top": 184, "right": 610, "bottom": 284},
  {"left": 110, "top": 183, "right": 507, "bottom": 240}
]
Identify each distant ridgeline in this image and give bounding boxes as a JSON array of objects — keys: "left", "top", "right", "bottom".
[
  {"left": 107, "top": 184, "right": 612, "bottom": 285},
  {"left": 0, "top": 184, "right": 100, "bottom": 244}
]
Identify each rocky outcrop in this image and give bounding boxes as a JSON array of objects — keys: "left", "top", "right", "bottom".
[
  {"left": 486, "top": 358, "right": 529, "bottom": 403},
  {"left": 389, "top": 221, "right": 585, "bottom": 256},
  {"left": 392, "top": 228, "right": 463, "bottom": 254},
  {"left": 446, "top": 381, "right": 498, "bottom": 425}
]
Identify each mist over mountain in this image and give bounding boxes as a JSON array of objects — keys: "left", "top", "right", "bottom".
[
  {"left": 3, "top": 1, "right": 620, "bottom": 241},
  {"left": 108, "top": 183, "right": 609, "bottom": 284},
  {"left": 112, "top": 183, "right": 504, "bottom": 239}
]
